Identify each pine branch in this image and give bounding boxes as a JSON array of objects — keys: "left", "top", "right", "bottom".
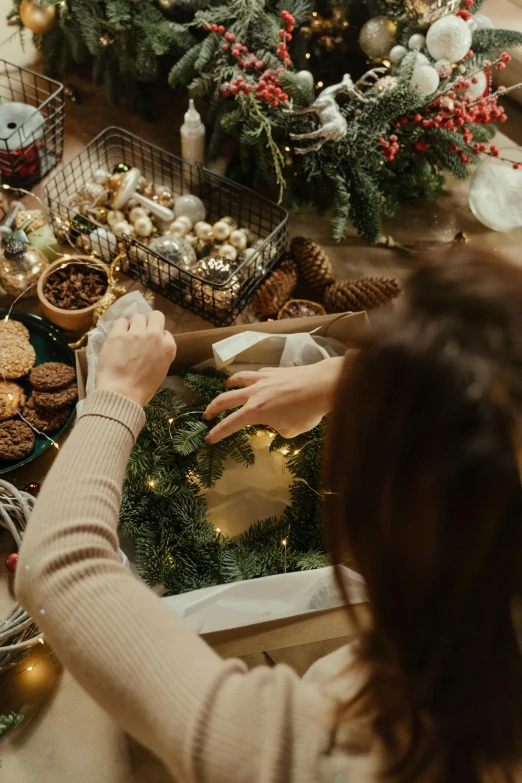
[
  {"left": 472, "top": 29, "right": 522, "bottom": 55},
  {"left": 0, "top": 713, "right": 23, "bottom": 739}
]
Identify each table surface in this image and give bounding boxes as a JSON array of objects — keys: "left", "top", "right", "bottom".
[{"left": 2, "top": 31, "right": 522, "bottom": 783}]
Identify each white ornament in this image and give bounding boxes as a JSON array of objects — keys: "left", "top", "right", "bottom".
[
  {"left": 129, "top": 206, "right": 149, "bottom": 223},
  {"left": 473, "top": 14, "right": 494, "bottom": 31},
  {"left": 408, "top": 33, "right": 426, "bottom": 51},
  {"left": 469, "top": 150, "right": 522, "bottom": 232},
  {"left": 175, "top": 215, "right": 193, "bottom": 232},
  {"left": 195, "top": 221, "right": 213, "bottom": 242},
  {"left": 434, "top": 58, "right": 453, "bottom": 80},
  {"left": 168, "top": 219, "right": 190, "bottom": 237},
  {"left": 213, "top": 220, "right": 232, "bottom": 241},
  {"left": 184, "top": 233, "right": 197, "bottom": 246},
  {"left": 229, "top": 229, "right": 247, "bottom": 251},
  {"left": 93, "top": 167, "right": 110, "bottom": 184},
  {"left": 413, "top": 52, "right": 429, "bottom": 68},
  {"left": 134, "top": 216, "right": 154, "bottom": 237},
  {"left": 112, "top": 220, "right": 134, "bottom": 237},
  {"left": 174, "top": 194, "right": 206, "bottom": 224},
  {"left": 107, "top": 209, "right": 124, "bottom": 227},
  {"left": 411, "top": 65, "right": 440, "bottom": 96},
  {"left": 460, "top": 70, "right": 488, "bottom": 101},
  {"left": 359, "top": 16, "right": 397, "bottom": 60},
  {"left": 295, "top": 70, "right": 315, "bottom": 91},
  {"left": 389, "top": 45, "right": 408, "bottom": 64},
  {"left": 426, "top": 15, "right": 472, "bottom": 63},
  {"left": 217, "top": 243, "right": 237, "bottom": 262},
  {"left": 458, "top": 64, "right": 467, "bottom": 74},
  {"left": 89, "top": 228, "right": 117, "bottom": 257}
]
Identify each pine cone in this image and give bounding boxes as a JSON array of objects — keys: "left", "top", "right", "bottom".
[
  {"left": 290, "top": 236, "right": 335, "bottom": 291},
  {"left": 253, "top": 266, "right": 298, "bottom": 318},
  {"left": 324, "top": 277, "right": 401, "bottom": 314}
]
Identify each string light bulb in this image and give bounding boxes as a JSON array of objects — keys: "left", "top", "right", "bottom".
[
  {"left": 282, "top": 538, "right": 287, "bottom": 547},
  {"left": 305, "top": 52, "right": 311, "bottom": 59},
  {"left": 148, "top": 478, "right": 156, "bottom": 488},
  {"left": 26, "top": 666, "right": 33, "bottom": 672},
  {"left": 216, "top": 527, "right": 221, "bottom": 533},
  {"left": 168, "top": 418, "right": 174, "bottom": 424},
  {"left": 316, "top": 81, "right": 324, "bottom": 88}
]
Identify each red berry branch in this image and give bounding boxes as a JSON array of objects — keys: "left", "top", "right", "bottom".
[{"left": 205, "top": 11, "right": 294, "bottom": 108}]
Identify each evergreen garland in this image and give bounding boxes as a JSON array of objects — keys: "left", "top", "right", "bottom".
[
  {"left": 0, "top": 712, "right": 23, "bottom": 739},
  {"left": 9, "top": 0, "right": 522, "bottom": 241},
  {"left": 120, "top": 369, "right": 328, "bottom": 595}
]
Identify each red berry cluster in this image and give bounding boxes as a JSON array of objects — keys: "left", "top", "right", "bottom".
[
  {"left": 378, "top": 135, "right": 400, "bottom": 162},
  {"left": 255, "top": 68, "right": 288, "bottom": 107},
  {"left": 415, "top": 138, "right": 430, "bottom": 153},
  {"left": 277, "top": 11, "right": 295, "bottom": 66},
  {"left": 464, "top": 0, "right": 474, "bottom": 7},
  {"left": 221, "top": 76, "right": 252, "bottom": 97},
  {"left": 456, "top": 9, "right": 473, "bottom": 20}
]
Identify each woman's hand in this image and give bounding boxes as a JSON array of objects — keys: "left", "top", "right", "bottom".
[
  {"left": 204, "top": 356, "right": 345, "bottom": 444},
  {"left": 96, "top": 311, "right": 177, "bottom": 407}
]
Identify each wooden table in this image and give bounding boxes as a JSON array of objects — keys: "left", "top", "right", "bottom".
[{"left": 2, "top": 44, "right": 522, "bottom": 783}]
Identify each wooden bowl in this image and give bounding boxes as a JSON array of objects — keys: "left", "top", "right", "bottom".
[{"left": 37, "top": 256, "right": 109, "bottom": 332}]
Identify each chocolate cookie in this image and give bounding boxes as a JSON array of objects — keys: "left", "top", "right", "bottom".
[
  {"left": 30, "top": 362, "right": 76, "bottom": 392},
  {"left": 32, "top": 383, "right": 78, "bottom": 411},
  {"left": 0, "top": 318, "right": 30, "bottom": 341},
  {"left": 0, "top": 420, "right": 35, "bottom": 461},
  {"left": 0, "top": 335, "right": 36, "bottom": 379},
  {"left": 22, "top": 398, "right": 72, "bottom": 434},
  {"left": 0, "top": 382, "right": 25, "bottom": 422}
]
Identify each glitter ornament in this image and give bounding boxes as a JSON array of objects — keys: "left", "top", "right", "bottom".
[
  {"left": 107, "top": 209, "right": 125, "bottom": 227},
  {"left": 359, "top": 16, "right": 397, "bottom": 60},
  {"left": 93, "top": 168, "right": 110, "bottom": 185},
  {"left": 404, "top": 0, "right": 461, "bottom": 26},
  {"left": 426, "top": 15, "right": 472, "bottom": 63},
  {"left": 229, "top": 229, "right": 248, "bottom": 251},
  {"left": 149, "top": 235, "right": 197, "bottom": 270},
  {"left": 411, "top": 65, "right": 440, "bottom": 95},
  {"left": 213, "top": 220, "right": 232, "bottom": 241},
  {"left": 6, "top": 552, "right": 18, "bottom": 573},
  {"left": 129, "top": 206, "right": 149, "bottom": 223},
  {"left": 195, "top": 221, "right": 213, "bottom": 242},
  {"left": 174, "top": 194, "right": 206, "bottom": 224},
  {"left": 408, "top": 33, "right": 426, "bottom": 50},
  {"left": 217, "top": 243, "right": 238, "bottom": 262},
  {"left": 195, "top": 255, "right": 238, "bottom": 283},
  {"left": 133, "top": 216, "right": 154, "bottom": 237},
  {"left": 112, "top": 220, "right": 134, "bottom": 238},
  {"left": 23, "top": 482, "right": 41, "bottom": 497},
  {"left": 390, "top": 45, "right": 408, "bottom": 64},
  {"left": 469, "top": 149, "right": 522, "bottom": 232},
  {"left": 434, "top": 58, "right": 453, "bottom": 79}
]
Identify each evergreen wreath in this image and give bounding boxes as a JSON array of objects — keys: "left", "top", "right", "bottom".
[{"left": 120, "top": 369, "right": 328, "bottom": 595}]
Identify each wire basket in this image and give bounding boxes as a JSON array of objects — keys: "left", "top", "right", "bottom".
[
  {"left": 0, "top": 59, "right": 64, "bottom": 189},
  {"left": 43, "top": 127, "right": 288, "bottom": 326}
]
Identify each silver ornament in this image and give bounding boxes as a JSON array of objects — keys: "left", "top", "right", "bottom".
[
  {"left": 389, "top": 45, "right": 408, "bottom": 64},
  {"left": 358, "top": 16, "right": 397, "bottom": 60},
  {"left": 174, "top": 194, "right": 206, "bottom": 224},
  {"left": 408, "top": 33, "right": 426, "bottom": 51},
  {"left": 149, "top": 235, "right": 197, "bottom": 270},
  {"left": 469, "top": 149, "right": 522, "bottom": 232}
]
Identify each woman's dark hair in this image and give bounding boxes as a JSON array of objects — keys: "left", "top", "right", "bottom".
[{"left": 324, "top": 248, "right": 522, "bottom": 780}]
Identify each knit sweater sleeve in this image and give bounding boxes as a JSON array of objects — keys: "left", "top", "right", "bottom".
[{"left": 15, "top": 391, "right": 333, "bottom": 783}]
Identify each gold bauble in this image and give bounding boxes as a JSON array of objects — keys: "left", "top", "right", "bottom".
[
  {"left": 158, "top": 189, "right": 174, "bottom": 209},
  {"left": 20, "top": 0, "right": 58, "bottom": 35}
]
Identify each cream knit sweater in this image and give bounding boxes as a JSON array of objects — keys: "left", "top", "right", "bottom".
[{"left": 16, "top": 390, "right": 366, "bottom": 783}]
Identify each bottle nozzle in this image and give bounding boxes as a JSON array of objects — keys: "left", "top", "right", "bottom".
[{"left": 184, "top": 98, "right": 201, "bottom": 125}]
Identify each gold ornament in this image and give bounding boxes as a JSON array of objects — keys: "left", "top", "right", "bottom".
[
  {"left": 69, "top": 255, "right": 126, "bottom": 349},
  {"left": 141, "top": 182, "right": 156, "bottom": 199},
  {"left": 20, "top": 0, "right": 58, "bottom": 35},
  {"left": 0, "top": 240, "right": 49, "bottom": 298},
  {"left": 158, "top": 189, "right": 174, "bottom": 209}
]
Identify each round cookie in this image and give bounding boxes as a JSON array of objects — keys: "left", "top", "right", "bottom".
[
  {"left": 0, "top": 382, "right": 25, "bottom": 422},
  {"left": 0, "top": 420, "right": 35, "bottom": 462},
  {"left": 30, "top": 362, "right": 76, "bottom": 392},
  {"left": 0, "top": 318, "right": 30, "bottom": 341},
  {"left": 0, "top": 338, "right": 36, "bottom": 379},
  {"left": 32, "top": 383, "right": 78, "bottom": 411},
  {"left": 22, "top": 398, "right": 71, "bottom": 434}
]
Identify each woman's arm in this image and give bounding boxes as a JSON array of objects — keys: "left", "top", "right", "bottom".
[
  {"left": 204, "top": 352, "right": 358, "bottom": 444},
  {"left": 15, "top": 314, "right": 332, "bottom": 783}
]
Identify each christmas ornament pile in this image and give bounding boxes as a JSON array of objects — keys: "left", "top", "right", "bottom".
[{"left": 66, "top": 163, "right": 264, "bottom": 296}]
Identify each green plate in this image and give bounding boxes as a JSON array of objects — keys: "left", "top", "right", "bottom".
[{"left": 0, "top": 310, "right": 76, "bottom": 475}]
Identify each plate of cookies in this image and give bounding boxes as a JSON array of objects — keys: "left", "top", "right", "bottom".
[{"left": 0, "top": 310, "right": 77, "bottom": 474}]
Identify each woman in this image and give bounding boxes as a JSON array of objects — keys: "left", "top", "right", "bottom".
[{"left": 16, "top": 247, "right": 522, "bottom": 782}]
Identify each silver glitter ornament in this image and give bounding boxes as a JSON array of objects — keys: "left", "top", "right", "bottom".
[
  {"left": 358, "top": 17, "right": 397, "bottom": 60},
  {"left": 149, "top": 235, "right": 197, "bottom": 271}
]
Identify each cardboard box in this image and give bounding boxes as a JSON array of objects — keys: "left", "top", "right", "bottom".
[{"left": 75, "top": 311, "right": 370, "bottom": 673}]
